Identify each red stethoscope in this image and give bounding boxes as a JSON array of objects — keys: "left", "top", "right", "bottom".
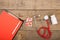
[{"left": 37, "top": 19, "right": 52, "bottom": 40}]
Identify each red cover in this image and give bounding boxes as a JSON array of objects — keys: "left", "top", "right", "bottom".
[{"left": 0, "top": 10, "right": 23, "bottom": 40}]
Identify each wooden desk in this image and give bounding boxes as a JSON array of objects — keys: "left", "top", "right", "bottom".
[{"left": 0, "top": 0, "right": 60, "bottom": 40}]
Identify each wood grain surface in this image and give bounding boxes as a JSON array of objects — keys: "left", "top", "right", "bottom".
[
  {"left": 0, "top": 0, "right": 60, "bottom": 9},
  {"left": 0, "top": 0, "right": 60, "bottom": 40}
]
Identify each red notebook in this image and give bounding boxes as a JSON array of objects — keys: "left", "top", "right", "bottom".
[{"left": 0, "top": 10, "right": 23, "bottom": 40}]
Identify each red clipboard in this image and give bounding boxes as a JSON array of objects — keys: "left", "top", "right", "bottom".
[{"left": 0, "top": 10, "right": 23, "bottom": 40}]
